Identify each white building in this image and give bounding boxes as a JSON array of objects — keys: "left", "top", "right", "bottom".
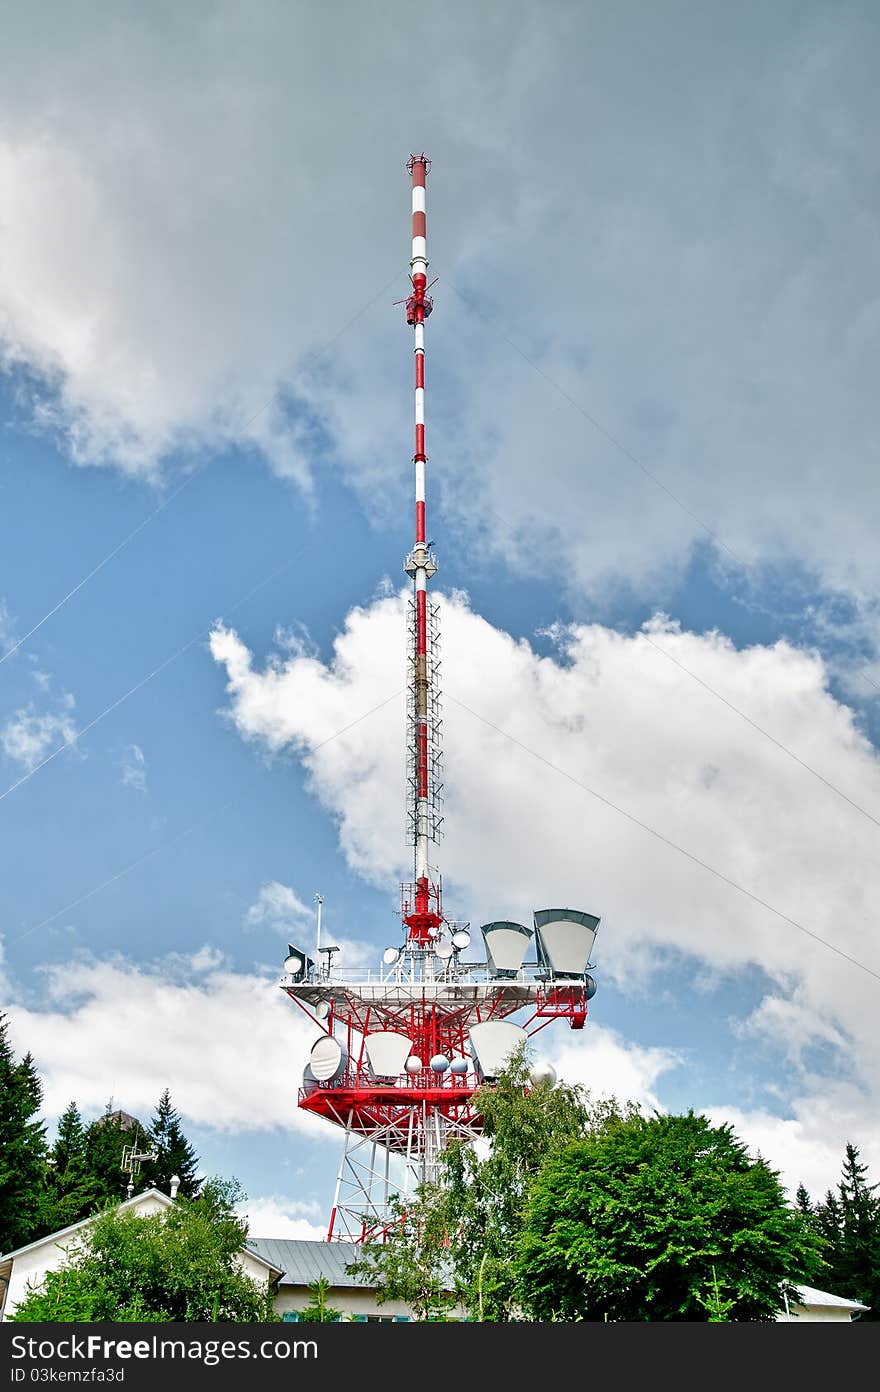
[
  {"left": 777, "top": 1284, "right": 870, "bottom": 1322},
  {"left": 0, "top": 1192, "right": 870, "bottom": 1323},
  {"left": 0, "top": 1188, "right": 281, "bottom": 1322}
]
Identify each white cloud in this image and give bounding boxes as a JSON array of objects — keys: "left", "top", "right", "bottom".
[
  {"left": 1, "top": 696, "right": 78, "bottom": 772},
  {"left": 0, "top": 5, "right": 877, "bottom": 616},
  {"left": 0, "top": 599, "right": 18, "bottom": 656},
  {"left": 541, "top": 1025, "right": 681, "bottom": 1118},
  {"left": 120, "top": 742, "right": 147, "bottom": 792},
  {"left": 243, "top": 881, "right": 376, "bottom": 972},
  {"left": 4, "top": 947, "right": 333, "bottom": 1136},
  {"left": 245, "top": 882, "right": 314, "bottom": 935},
  {"left": 238, "top": 1194, "right": 327, "bottom": 1242},
  {"left": 210, "top": 589, "right": 880, "bottom": 1191},
  {"left": 708, "top": 1091, "right": 880, "bottom": 1206}
]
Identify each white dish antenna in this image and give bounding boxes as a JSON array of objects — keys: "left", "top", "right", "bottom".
[
  {"left": 309, "top": 1034, "right": 348, "bottom": 1083},
  {"left": 365, "top": 1031, "right": 412, "bottom": 1080},
  {"left": 468, "top": 1021, "right": 528, "bottom": 1083},
  {"left": 533, "top": 908, "right": 600, "bottom": 979},
  {"left": 480, "top": 921, "right": 533, "bottom": 978}
]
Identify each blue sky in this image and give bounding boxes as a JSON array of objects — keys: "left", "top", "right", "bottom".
[{"left": 2, "top": 0, "right": 880, "bottom": 1238}]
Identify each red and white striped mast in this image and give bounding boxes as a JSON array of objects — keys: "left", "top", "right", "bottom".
[
  {"left": 403, "top": 153, "right": 442, "bottom": 946},
  {"left": 279, "top": 154, "right": 600, "bottom": 1244}
]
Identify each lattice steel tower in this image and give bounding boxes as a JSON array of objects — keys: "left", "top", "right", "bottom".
[{"left": 281, "top": 156, "right": 601, "bottom": 1242}]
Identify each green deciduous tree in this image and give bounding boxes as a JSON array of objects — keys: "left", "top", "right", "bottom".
[
  {"left": 345, "top": 1193, "right": 459, "bottom": 1321},
  {"left": 12, "top": 1176, "right": 278, "bottom": 1322},
  {"left": 438, "top": 1047, "right": 635, "bottom": 1320},
  {"left": 347, "top": 1044, "right": 636, "bottom": 1321},
  {"left": 515, "top": 1110, "right": 825, "bottom": 1322},
  {"left": 0, "top": 1011, "right": 49, "bottom": 1253}
]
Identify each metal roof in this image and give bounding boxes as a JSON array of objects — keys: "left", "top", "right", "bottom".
[
  {"left": 245, "top": 1238, "right": 370, "bottom": 1289},
  {"left": 791, "top": 1284, "right": 870, "bottom": 1311}
]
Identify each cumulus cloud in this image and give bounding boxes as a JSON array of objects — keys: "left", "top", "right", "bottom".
[
  {"left": 245, "top": 882, "right": 315, "bottom": 935},
  {"left": 120, "top": 742, "right": 147, "bottom": 792},
  {"left": 1, "top": 696, "right": 78, "bottom": 772},
  {"left": 243, "top": 881, "right": 376, "bottom": 974},
  {"left": 4, "top": 946, "right": 330, "bottom": 1136},
  {"left": 542, "top": 1026, "right": 681, "bottom": 1118},
  {"left": 209, "top": 589, "right": 880, "bottom": 1188},
  {"left": 707, "top": 1093, "right": 880, "bottom": 1205},
  {"left": 0, "top": 4, "right": 877, "bottom": 618},
  {"left": 238, "top": 1195, "right": 327, "bottom": 1242}
]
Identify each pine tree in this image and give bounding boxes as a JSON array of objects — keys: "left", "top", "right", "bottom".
[
  {"left": 809, "top": 1145, "right": 880, "bottom": 1320},
  {"left": 815, "top": 1188, "right": 843, "bottom": 1248},
  {"left": 145, "top": 1089, "right": 201, "bottom": 1198},
  {"left": 0, "top": 1011, "right": 49, "bottom": 1253},
  {"left": 83, "top": 1104, "right": 142, "bottom": 1207},
  {"left": 297, "top": 1276, "right": 342, "bottom": 1322},
  {"left": 835, "top": 1143, "right": 880, "bottom": 1319},
  {"left": 47, "top": 1102, "right": 100, "bottom": 1230}
]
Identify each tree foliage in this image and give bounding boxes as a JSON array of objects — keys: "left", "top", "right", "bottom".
[
  {"left": 347, "top": 1044, "right": 636, "bottom": 1321},
  {"left": 39, "top": 1091, "right": 203, "bottom": 1238},
  {"left": 347, "top": 1048, "right": 828, "bottom": 1323},
  {"left": 0, "top": 1013, "right": 205, "bottom": 1254},
  {"left": 47, "top": 1102, "right": 99, "bottom": 1231},
  {"left": 345, "top": 1193, "right": 459, "bottom": 1321},
  {"left": 296, "top": 1275, "right": 343, "bottom": 1323},
  {"left": 0, "top": 1011, "right": 49, "bottom": 1253},
  {"left": 436, "top": 1047, "right": 635, "bottom": 1320},
  {"left": 83, "top": 1105, "right": 144, "bottom": 1209},
  {"left": 12, "top": 1177, "right": 278, "bottom": 1323},
  {"left": 800, "top": 1143, "right": 880, "bottom": 1320},
  {"left": 144, "top": 1089, "right": 202, "bottom": 1199},
  {"left": 515, "top": 1110, "right": 825, "bottom": 1321}
]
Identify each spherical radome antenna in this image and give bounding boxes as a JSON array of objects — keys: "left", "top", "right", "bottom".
[
  {"left": 430, "top": 1054, "right": 450, "bottom": 1073},
  {"left": 405, "top": 1055, "right": 423, "bottom": 1074},
  {"left": 584, "top": 973, "right": 597, "bottom": 1000},
  {"left": 529, "top": 1061, "right": 557, "bottom": 1088},
  {"left": 449, "top": 1057, "right": 468, "bottom": 1075}
]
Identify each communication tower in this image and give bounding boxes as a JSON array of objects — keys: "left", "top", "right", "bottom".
[{"left": 281, "top": 156, "right": 601, "bottom": 1241}]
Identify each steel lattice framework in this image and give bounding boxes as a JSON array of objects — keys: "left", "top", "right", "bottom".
[{"left": 281, "top": 157, "right": 599, "bottom": 1243}]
